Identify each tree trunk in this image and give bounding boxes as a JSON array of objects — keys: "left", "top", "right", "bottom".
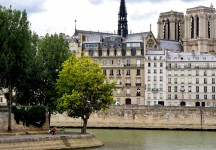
[
  {"left": 81, "top": 118, "right": 88, "bottom": 134},
  {"left": 8, "top": 76, "right": 12, "bottom": 132}
]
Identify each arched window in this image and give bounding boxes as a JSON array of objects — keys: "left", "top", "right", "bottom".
[
  {"left": 208, "top": 16, "right": 211, "bottom": 38},
  {"left": 196, "top": 16, "right": 199, "bottom": 37},
  {"left": 163, "top": 20, "right": 166, "bottom": 39},
  {"left": 191, "top": 16, "right": 194, "bottom": 38}
]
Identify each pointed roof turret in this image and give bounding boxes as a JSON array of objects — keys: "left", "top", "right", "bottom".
[{"left": 117, "top": 0, "right": 128, "bottom": 37}]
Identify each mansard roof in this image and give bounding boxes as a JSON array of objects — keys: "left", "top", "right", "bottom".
[
  {"left": 125, "top": 32, "right": 149, "bottom": 42},
  {"left": 167, "top": 52, "right": 216, "bottom": 62},
  {"left": 159, "top": 40, "right": 182, "bottom": 52}
]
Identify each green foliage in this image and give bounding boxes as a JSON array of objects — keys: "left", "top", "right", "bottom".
[
  {"left": 35, "top": 33, "right": 71, "bottom": 106},
  {"left": 12, "top": 105, "right": 46, "bottom": 127},
  {"left": 55, "top": 54, "right": 115, "bottom": 133},
  {"left": 0, "top": 5, "right": 32, "bottom": 89}
]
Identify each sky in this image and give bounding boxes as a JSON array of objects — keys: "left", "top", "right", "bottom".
[{"left": 0, "top": 0, "right": 214, "bottom": 37}]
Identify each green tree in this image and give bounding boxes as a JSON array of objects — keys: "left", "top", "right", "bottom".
[
  {"left": 0, "top": 5, "right": 32, "bottom": 131},
  {"left": 36, "top": 33, "right": 71, "bottom": 124},
  {"left": 55, "top": 55, "right": 115, "bottom": 134}
]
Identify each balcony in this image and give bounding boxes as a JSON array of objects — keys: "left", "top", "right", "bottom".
[
  {"left": 124, "top": 64, "right": 144, "bottom": 68},
  {"left": 125, "top": 83, "right": 131, "bottom": 86},
  {"left": 152, "top": 88, "right": 159, "bottom": 93},
  {"left": 116, "top": 84, "right": 124, "bottom": 88},
  {"left": 136, "top": 83, "right": 141, "bottom": 86}
]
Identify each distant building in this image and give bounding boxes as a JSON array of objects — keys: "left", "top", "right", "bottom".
[{"left": 70, "top": 0, "right": 216, "bottom": 107}]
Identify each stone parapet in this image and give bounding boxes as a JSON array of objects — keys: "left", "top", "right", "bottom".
[
  {"left": 0, "top": 132, "right": 103, "bottom": 150},
  {"left": 51, "top": 106, "right": 216, "bottom": 130}
]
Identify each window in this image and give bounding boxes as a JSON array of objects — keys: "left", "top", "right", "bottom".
[
  {"left": 126, "top": 88, "right": 130, "bottom": 96},
  {"left": 174, "top": 71, "right": 178, "bottom": 76},
  {"left": 168, "top": 94, "right": 171, "bottom": 99},
  {"left": 110, "top": 70, "right": 114, "bottom": 76},
  {"left": 148, "top": 69, "right": 151, "bottom": 73},
  {"left": 181, "top": 71, "right": 184, "bottom": 76},
  {"left": 168, "top": 86, "right": 171, "bottom": 92},
  {"left": 174, "top": 94, "right": 178, "bottom": 99},
  {"left": 168, "top": 78, "right": 171, "bottom": 84},
  {"left": 160, "top": 84, "right": 163, "bottom": 91},
  {"left": 188, "top": 86, "right": 191, "bottom": 92},
  {"left": 154, "top": 76, "right": 157, "bottom": 81},
  {"left": 154, "top": 69, "right": 157, "bottom": 73},
  {"left": 212, "top": 78, "right": 215, "bottom": 84},
  {"left": 137, "top": 69, "right": 141, "bottom": 75},
  {"left": 0, "top": 97, "right": 2, "bottom": 103},
  {"left": 204, "top": 78, "right": 207, "bottom": 84},
  {"left": 103, "top": 69, "right": 106, "bottom": 75},
  {"left": 188, "top": 71, "right": 191, "bottom": 76},
  {"left": 117, "top": 89, "right": 121, "bottom": 95},
  {"left": 196, "top": 95, "right": 199, "bottom": 99},
  {"left": 204, "top": 71, "right": 207, "bottom": 76},
  {"left": 204, "top": 86, "right": 207, "bottom": 93},
  {"left": 110, "top": 60, "right": 114, "bottom": 65},
  {"left": 160, "top": 76, "right": 163, "bottom": 81},
  {"left": 212, "top": 86, "right": 215, "bottom": 92},
  {"left": 103, "top": 60, "right": 106, "bottom": 65},
  {"left": 196, "top": 86, "right": 199, "bottom": 92},
  {"left": 147, "top": 84, "right": 151, "bottom": 91},
  {"left": 174, "top": 86, "right": 178, "bottom": 92},
  {"left": 147, "top": 76, "right": 151, "bottom": 81},
  {"left": 181, "top": 78, "right": 184, "bottom": 84},
  {"left": 174, "top": 78, "right": 177, "bottom": 84},
  {"left": 160, "top": 63, "right": 163, "bottom": 67},
  {"left": 147, "top": 93, "right": 151, "bottom": 99},
  {"left": 154, "top": 63, "right": 157, "bottom": 67},
  {"left": 196, "top": 71, "right": 199, "bottom": 76},
  {"left": 117, "top": 69, "right": 121, "bottom": 75},
  {"left": 137, "top": 88, "right": 141, "bottom": 96},
  {"left": 212, "top": 71, "right": 215, "bottom": 76},
  {"left": 196, "top": 78, "right": 199, "bottom": 84},
  {"left": 160, "top": 69, "right": 163, "bottom": 74},
  {"left": 188, "top": 78, "right": 192, "bottom": 84},
  {"left": 126, "top": 69, "right": 130, "bottom": 76},
  {"left": 126, "top": 60, "right": 130, "bottom": 66},
  {"left": 204, "top": 95, "right": 207, "bottom": 99},
  {"left": 148, "top": 63, "right": 151, "bottom": 67},
  {"left": 168, "top": 71, "right": 171, "bottom": 76},
  {"left": 212, "top": 95, "right": 215, "bottom": 100},
  {"left": 117, "top": 60, "right": 121, "bottom": 65}
]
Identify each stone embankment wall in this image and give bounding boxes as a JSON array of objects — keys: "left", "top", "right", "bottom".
[
  {"left": 0, "top": 106, "right": 49, "bottom": 132},
  {"left": 51, "top": 106, "right": 216, "bottom": 130},
  {"left": 0, "top": 133, "right": 103, "bottom": 150}
]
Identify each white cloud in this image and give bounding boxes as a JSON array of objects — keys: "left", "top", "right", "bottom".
[{"left": 2, "top": 0, "right": 213, "bottom": 37}]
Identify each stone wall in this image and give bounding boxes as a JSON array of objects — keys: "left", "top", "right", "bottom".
[
  {"left": 51, "top": 106, "right": 216, "bottom": 130},
  {"left": 0, "top": 106, "right": 49, "bottom": 132}
]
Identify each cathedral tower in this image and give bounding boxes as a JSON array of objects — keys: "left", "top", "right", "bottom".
[
  {"left": 183, "top": 5, "right": 216, "bottom": 53},
  {"left": 118, "top": 0, "right": 128, "bottom": 37}
]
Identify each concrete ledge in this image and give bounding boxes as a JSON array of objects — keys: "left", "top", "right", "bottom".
[{"left": 0, "top": 132, "right": 104, "bottom": 150}]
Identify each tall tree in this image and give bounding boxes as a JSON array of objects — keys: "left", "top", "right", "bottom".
[
  {"left": 55, "top": 55, "right": 115, "bottom": 134},
  {"left": 0, "top": 5, "right": 32, "bottom": 131}
]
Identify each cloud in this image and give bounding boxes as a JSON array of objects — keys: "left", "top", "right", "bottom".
[
  {"left": 88, "top": 0, "right": 104, "bottom": 5},
  {"left": 130, "top": 10, "right": 157, "bottom": 21},
  {"left": 110, "top": 0, "right": 205, "bottom": 4},
  {"left": 0, "top": 0, "right": 46, "bottom": 13}
]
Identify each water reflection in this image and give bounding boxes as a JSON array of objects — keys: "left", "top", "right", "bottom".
[{"left": 79, "top": 129, "right": 216, "bottom": 150}]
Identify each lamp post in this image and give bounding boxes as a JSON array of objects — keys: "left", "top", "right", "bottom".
[{"left": 180, "top": 87, "right": 185, "bottom": 106}]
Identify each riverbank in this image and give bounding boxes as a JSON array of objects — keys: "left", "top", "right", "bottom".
[
  {"left": 51, "top": 106, "right": 216, "bottom": 130},
  {"left": 0, "top": 131, "right": 103, "bottom": 150}
]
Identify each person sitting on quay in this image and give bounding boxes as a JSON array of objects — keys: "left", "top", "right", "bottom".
[{"left": 49, "top": 127, "right": 56, "bottom": 135}]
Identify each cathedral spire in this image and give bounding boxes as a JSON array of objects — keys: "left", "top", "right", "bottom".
[{"left": 118, "top": 0, "right": 128, "bottom": 37}]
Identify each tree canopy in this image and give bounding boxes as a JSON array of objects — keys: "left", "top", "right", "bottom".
[
  {"left": 0, "top": 5, "right": 33, "bottom": 131},
  {"left": 55, "top": 55, "right": 115, "bottom": 133}
]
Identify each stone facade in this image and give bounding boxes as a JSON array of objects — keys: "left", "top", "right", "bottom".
[{"left": 51, "top": 106, "right": 216, "bottom": 130}]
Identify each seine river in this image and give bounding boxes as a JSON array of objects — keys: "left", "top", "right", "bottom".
[{"left": 79, "top": 129, "right": 216, "bottom": 150}]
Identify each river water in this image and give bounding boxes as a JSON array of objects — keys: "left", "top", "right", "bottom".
[{"left": 79, "top": 129, "right": 216, "bottom": 150}]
